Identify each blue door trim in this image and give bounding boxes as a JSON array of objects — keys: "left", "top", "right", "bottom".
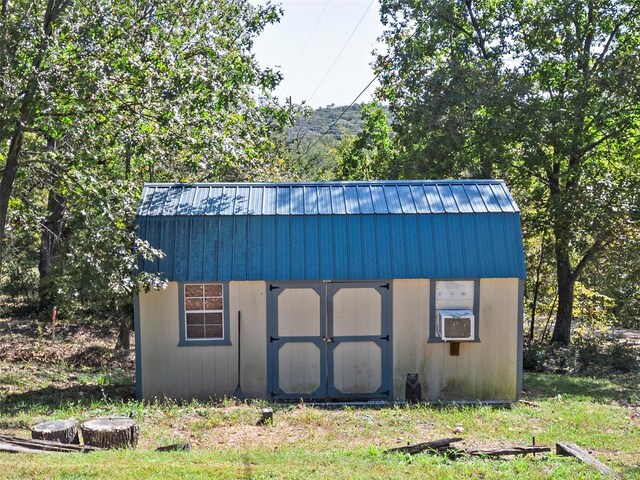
[
  {"left": 267, "top": 282, "right": 327, "bottom": 400},
  {"left": 267, "top": 281, "right": 393, "bottom": 401},
  {"left": 326, "top": 282, "right": 392, "bottom": 400}
]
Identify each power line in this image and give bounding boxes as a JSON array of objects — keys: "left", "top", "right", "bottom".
[
  {"left": 301, "top": 0, "right": 446, "bottom": 157},
  {"left": 281, "top": 0, "right": 330, "bottom": 90},
  {"left": 302, "top": 75, "right": 379, "bottom": 155},
  {"left": 306, "top": 0, "right": 376, "bottom": 105}
]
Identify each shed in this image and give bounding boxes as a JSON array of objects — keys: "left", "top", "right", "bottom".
[{"left": 134, "top": 180, "right": 526, "bottom": 402}]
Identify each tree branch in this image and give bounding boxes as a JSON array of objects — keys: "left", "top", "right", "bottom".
[
  {"left": 571, "top": 234, "right": 610, "bottom": 282},
  {"left": 464, "top": 0, "right": 489, "bottom": 59},
  {"left": 593, "top": 5, "right": 638, "bottom": 74},
  {"left": 577, "top": 126, "right": 625, "bottom": 156}
]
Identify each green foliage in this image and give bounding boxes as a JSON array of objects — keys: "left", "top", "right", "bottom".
[
  {"left": 335, "top": 102, "right": 397, "bottom": 180},
  {"left": 376, "top": 0, "right": 640, "bottom": 342},
  {"left": 0, "top": 0, "right": 299, "bottom": 329},
  {"left": 287, "top": 103, "right": 393, "bottom": 180}
]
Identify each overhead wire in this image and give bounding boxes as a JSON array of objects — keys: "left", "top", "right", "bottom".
[
  {"left": 280, "top": 0, "right": 331, "bottom": 90},
  {"left": 306, "top": 0, "right": 376, "bottom": 105},
  {"left": 300, "top": 0, "right": 446, "bottom": 156}
]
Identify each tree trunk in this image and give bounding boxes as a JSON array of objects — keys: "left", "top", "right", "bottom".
[
  {"left": 38, "top": 159, "right": 67, "bottom": 310},
  {"left": 550, "top": 245, "right": 575, "bottom": 345},
  {"left": 0, "top": 131, "right": 24, "bottom": 272},
  {"left": 31, "top": 420, "right": 79, "bottom": 444},
  {"left": 80, "top": 417, "right": 139, "bottom": 449},
  {"left": 529, "top": 236, "right": 547, "bottom": 342},
  {"left": 0, "top": 0, "right": 70, "bottom": 271},
  {"left": 116, "top": 305, "right": 131, "bottom": 350}
]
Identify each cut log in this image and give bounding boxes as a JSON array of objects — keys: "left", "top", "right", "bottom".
[
  {"left": 80, "top": 416, "right": 139, "bottom": 449},
  {"left": 0, "top": 435, "right": 101, "bottom": 453},
  {"left": 556, "top": 442, "right": 618, "bottom": 478},
  {"left": 31, "top": 420, "right": 79, "bottom": 444},
  {"left": 386, "top": 437, "right": 463, "bottom": 454}
]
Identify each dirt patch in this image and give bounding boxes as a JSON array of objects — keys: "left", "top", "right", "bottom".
[{"left": 0, "top": 318, "right": 134, "bottom": 372}]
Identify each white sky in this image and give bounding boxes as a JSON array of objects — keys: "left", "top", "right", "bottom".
[{"left": 252, "top": 0, "right": 384, "bottom": 108}]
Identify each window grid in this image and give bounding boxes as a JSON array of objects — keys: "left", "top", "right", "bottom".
[{"left": 184, "top": 284, "right": 224, "bottom": 340}]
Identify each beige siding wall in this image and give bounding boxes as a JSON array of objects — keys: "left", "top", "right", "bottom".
[
  {"left": 392, "top": 279, "right": 430, "bottom": 400},
  {"left": 140, "top": 278, "right": 518, "bottom": 402},
  {"left": 393, "top": 278, "right": 520, "bottom": 401},
  {"left": 138, "top": 281, "right": 267, "bottom": 400}
]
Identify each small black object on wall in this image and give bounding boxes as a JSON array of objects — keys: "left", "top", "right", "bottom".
[{"left": 405, "top": 373, "right": 422, "bottom": 404}]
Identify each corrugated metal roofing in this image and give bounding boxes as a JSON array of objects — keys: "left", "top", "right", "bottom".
[
  {"left": 136, "top": 181, "right": 526, "bottom": 281},
  {"left": 137, "top": 180, "right": 519, "bottom": 216}
]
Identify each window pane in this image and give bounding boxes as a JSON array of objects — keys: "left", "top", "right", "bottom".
[
  {"left": 204, "top": 312, "right": 222, "bottom": 326},
  {"left": 187, "top": 325, "right": 206, "bottom": 339},
  {"left": 204, "top": 284, "right": 222, "bottom": 297},
  {"left": 206, "top": 324, "right": 223, "bottom": 338},
  {"left": 185, "top": 284, "right": 203, "bottom": 298},
  {"left": 186, "top": 313, "right": 205, "bottom": 325},
  {"left": 205, "top": 297, "right": 223, "bottom": 310},
  {"left": 186, "top": 298, "right": 204, "bottom": 311}
]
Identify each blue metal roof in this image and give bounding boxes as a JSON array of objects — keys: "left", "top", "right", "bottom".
[
  {"left": 136, "top": 181, "right": 526, "bottom": 281},
  {"left": 138, "top": 180, "right": 519, "bottom": 216}
]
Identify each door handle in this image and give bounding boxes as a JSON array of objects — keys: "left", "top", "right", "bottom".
[
  {"left": 322, "top": 336, "right": 334, "bottom": 343},
  {"left": 379, "top": 335, "right": 389, "bottom": 341},
  {"left": 270, "top": 336, "right": 280, "bottom": 343}
]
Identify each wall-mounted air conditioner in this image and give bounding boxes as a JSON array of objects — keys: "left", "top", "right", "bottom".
[{"left": 437, "top": 309, "right": 475, "bottom": 341}]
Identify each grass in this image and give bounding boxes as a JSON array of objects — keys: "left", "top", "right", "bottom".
[
  {"left": 0, "top": 318, "right": 638, "bottom": 478},
  {"left": 0, "top": 373, "right": 638, "bottom": 479},
  {"left": 0, "top": 447, "right": 611, "bottom": 479}
]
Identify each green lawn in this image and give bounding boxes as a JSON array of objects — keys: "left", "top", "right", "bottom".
[{"left": 1, "top": 365, "right": 639, "bottom": 479}]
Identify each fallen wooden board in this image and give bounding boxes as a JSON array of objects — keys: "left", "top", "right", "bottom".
[
  {"left": 0, "top": 441, "right": 54, "bottom": 454},
  {"left": 467, "top": 446, "right": 550, "bottom": 457},
  {"left": 0, "top": 435, "right": 101, "bottom": 453},
  {"left": 556, "top": 442, "right": 618, "bottom": 478},
  {"left": 386, "top": 437, "right": 463, "bottom": 454}
]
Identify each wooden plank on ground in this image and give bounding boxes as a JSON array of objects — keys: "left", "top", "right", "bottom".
[
  {"left": 0, "top": 435, "right": 101, "bottom": 453},
  {"left": 467, "top": 446, "right": 550, "bottom": 457},
  {"left": 556, "top": 442, "right": 618, "bottom": 478},
  {"left": 386, "top": 437, "right": 463, "bottom": 455},
  {"left": 0, "top": 441, "right": 52, "bottom": 454}
]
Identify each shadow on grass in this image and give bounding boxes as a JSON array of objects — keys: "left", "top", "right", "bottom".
[
  {"left": 523, "top": 372, "right": 639, "bottom": 403},
  {"left": 0, "top": 383, "right": 135, "bottom": 418}
]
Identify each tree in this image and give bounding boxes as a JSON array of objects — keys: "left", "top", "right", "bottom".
[
  {"left": 1, "top": 0, "right": 297, "bottom": 345},
  {"left": 376, "top": 0, "right": 640, "bottom": 344},
  {"left": 335, "top": 102, "right": 397, "bottom": 180}
]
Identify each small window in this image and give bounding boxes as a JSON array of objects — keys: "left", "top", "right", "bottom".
[
  {"left": 179, "top": 283, "right": 230, "bottom": 346},
  {"left": 184, "top": 284, "right": 224, "bottom": 339}
]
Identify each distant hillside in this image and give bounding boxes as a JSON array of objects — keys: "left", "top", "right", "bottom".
[
  {"left": 286, "top": 103, "right": 392, "bottom": 180},
  {"left": 288, "top": 103, "right": 391, "bottom": 144}
]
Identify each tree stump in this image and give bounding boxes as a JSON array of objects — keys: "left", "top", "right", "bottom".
[
  {"left": 31, "top": 420, "right": 79, "bottom": 445},
  {"left": 80, "top": 417, "right": 139, "bottom": 449}
]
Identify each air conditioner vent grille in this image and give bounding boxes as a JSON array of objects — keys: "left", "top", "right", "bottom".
[
  {"left": 444, "top": 317, "right": 472, "bottom": 339},
  {"left": 437, "top": 309, "right": 475, "bottom": 341}
]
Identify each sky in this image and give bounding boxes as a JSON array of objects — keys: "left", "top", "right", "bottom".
[{"left": 252, "top": 0, "right": 385, "bottom": 109}]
